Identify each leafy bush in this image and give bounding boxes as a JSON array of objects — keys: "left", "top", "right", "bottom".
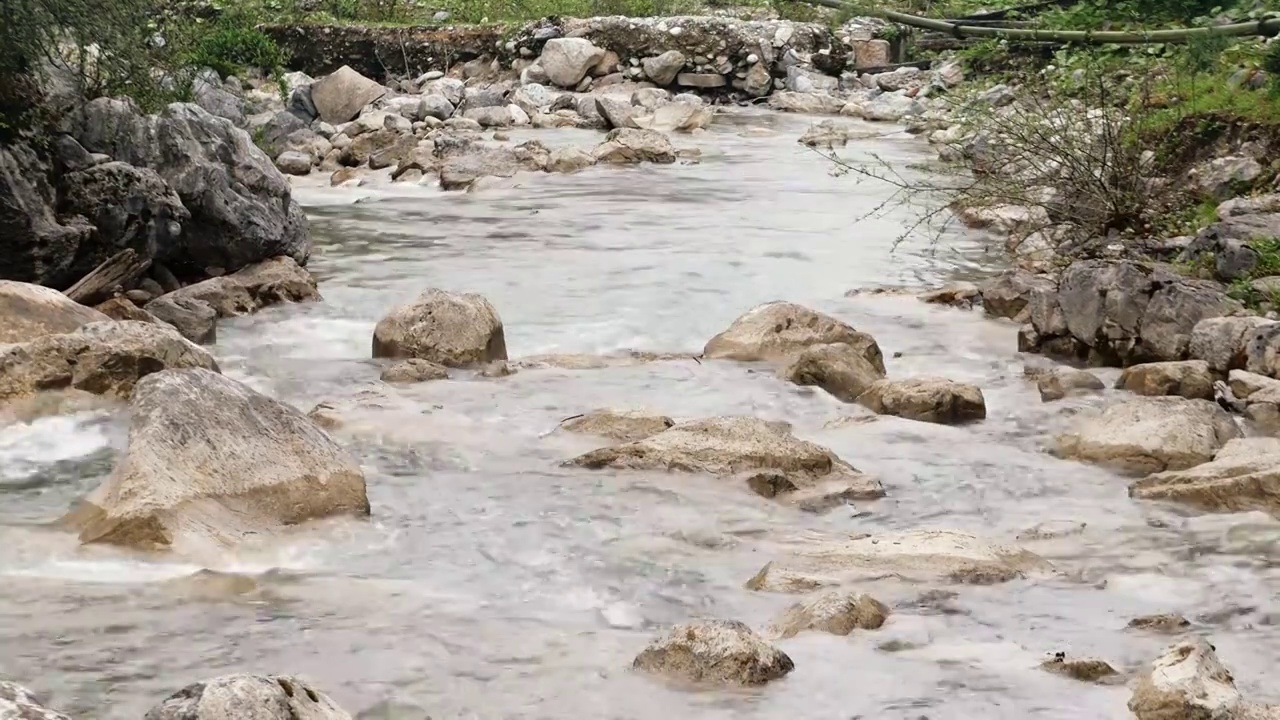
[{"left": 184, "top": 11, "right": 285, "bottom": 79}]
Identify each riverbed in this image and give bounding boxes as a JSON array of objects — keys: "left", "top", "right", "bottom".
[{"left": 2, "top": 109, "right": 1279, "bottom": 720}]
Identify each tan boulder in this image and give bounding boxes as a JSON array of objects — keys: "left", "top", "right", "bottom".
[
  {"left": 145, "top": 294, "right": 218, "bottom": 344},
  {"left": 745, "top": 530, "right": 1051, "bottom": 592},
  {"left": 1027, "top": 365, "right": 1105, "bottom": 402},
  {"left": 0, "top": 280, "right": 109, "bottom": 344},
  {"left": 704, "top": 301, "right": 884, "bottom": 366},
  {"left": 1039, "top": 654, "right": 1120, "bottom": 684},
  {"left": 1129, "top": 638, "right": 1280, "bottom": 720},
  {"left": 1055, "top": 397, "right": 1242, "bottom": 476},
  {"left": 372, "top": 288, "right": 506, "bottom": 367},
  {"left": 61, "top": 368, "right": 368, "bottom": 553},
  {"left": 145, "top": 674, "right": 353, "bottom": 720},
  {"left": 1189, "top": 315, "right": 1275, "bottom": 373},
  {"left": 1117, "top": 360, "right": 1216, "bottom": 400},
  {"left": 591, "top": 128, "right": 676, "bottom": 164},
  {"left": 1129, "top": 437, "right": 1280, "bottom": 517},
  {"left": 0, "top": 321, "right": 218, "bottom": 401},
  {"left": 94, "top": 296, "right": 162, "bottom": 324},
  {"left": 632, "top": 619, "right": 794, "bottom": 686},
  {"left": 1127, "top": 613, "right": 1191, "bottom": 633},
  {"left": 766, "top": 590, "right": 889, "bottom": 639},
  {"left": 781, "top": 342, "right": 887, "bottom": 402},
  {"left": 567, "top": 416, "right": 884, "bottom": 503},
  {"left": 380, "top": 358, "right": 450, "bottom": 384},
  {"left": 561, "top": 409, "right": 674, "bottom": 442},
  {"left": 157, "top": 256, "right": 320, "bottom": 318},
  {"left": 857, "top": 377, "right": 986, "bottom": 424}
]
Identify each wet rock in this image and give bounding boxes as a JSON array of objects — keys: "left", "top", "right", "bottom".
[
  {"left": 436, "top": 136, "right": 520, "bottom": 190},
  {"left": 919, "top": 281, "right": 980, "bottom": 308},
  {"left": 781, "top": 342, "right": 887, "bottom": 402},
  {"left": 540, "top": 38, "right": 606, "bottom": 89},
  {"left": 595, "top": 96, "right": 637, "bottom": 130},
  {"left": 1129, "top": 437, "right": 1280, "bottom": 517},
  {"left": 0, "top": 280, "right": 109, "bottom": 344},
  {"left": 379, "top": 358, "right": 450, "bottom": 384},
  {"left": 0, "top": 321, "right": 218, "bottom": 401},
  {"left": 512, "top": 350, "right": 690, "bottom": 370},
  {"left": 642, "top": 50, "right": 687, "bottom": 85},
  {"left": 1190, "top": 316, "right": 1276, "bottom": 373},
  {"left": 63, "top": 369, "right": 367, "bottom": 552},
  {"left": 1039, "top": 654, "right": 1120, "bottom": 684},
  {"left": 704, "top": 301, "right": 882, "bottom": 365},
  {"left": 1028, "top": 365, "right": 1105, "bottom": 402},
  {"left": 95, "top": 297, "right": 161, "bottom": 324},
  {"left": 1117, "top": 360, "right": 1216, "bottom": 401},
  {"left": 798, "top": 120, "right": 852, "bottom": 148},
  {"left": 568, "top": 416, "right": 884, "bottom": 500},
  {"left": 592, "top": 128, "right": 676, "bottom": 164},
  {"left": 372, "top": 288, "right": 507, "bottom": 367},
  {"left": 766, "top": 590, "right": 889, "bottom": 639},
  {"left": 145, "top": 295, "right": 218, "bottom": 345},
  {"left": 979, "top": 269, "right": 1057, "bottom": 322},
  {"left": 547, "top": 147, "right": 596, "bottom": 173},
  {"left": 633, "top": 102, "right": 713, "bottom": 134},
  {"left": 0, "top": 681, "right": 72, "bottom": 720},
  {"left": 310, "top": 65, "right": 388, "bottom": 124},
  {"left": 1128, "top": 638, "right": 1280, "bottom": 720},
  {"left": 768, "top": 91, "right": 845, "bottom": 114},
  {"left": 632, "top": 619, "right": 794, "bottom": 686},
  {"left": 561, "top": 409, "right": 675, "bottom": 442},
  {"left": 857, "top": 378, "right": 986, "bottom": 424},
  {"left": 746, "top": 530, "right": 1051, "bottom": 591},
  {"left": 145, "top": 674, "right": 352, "bottom": 720},
  {"left": 1127, "top": 613, "right": 1191, "bottom": 633},
  {"left": 157, "top": 256, "right": 320, "bottom": 319},
  {"left": 1055, "top": 397, "right": 1242, "bottom": 476}
]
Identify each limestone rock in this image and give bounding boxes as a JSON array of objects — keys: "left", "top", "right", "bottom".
[
  {"left": 310, "top": 66, "right": 388, "bottom": 124},
  {"left": 920, "top": 281, "right": 981, "bottom": 308},
  {"left": 567, "top": 416, "right": 884, "bottom": 501},
  {"left": 0, "top": 280, "right": 109, "bottom": 344},
  {"left": 642, "top": 51, "right": 687, "bottom": 86},
  {"left": 1055, "top": 397, "right": 1242, "bottom": 476},
  {"left": 62, "top": 369, "right": 368, "bottom": 552},
  {"left": 768, "top": 91, "right": 845, "bottom": 114},
  {"left": 592, "top": 128, "right": 676, "bottom": 164},
  {"left": 145, "top": 674, "right": 352, "bottom": 720},
  {"left": 1190, "top": 316, "right": 1276, "bottom": 373},
  {"left": 1117, "top": 360, "right": 1216, "bottom": 401},
  {"left": 1028, "top": 366, "right": 1105, "bottom": 402},
  {"left": 746, "top": 530, "right": 1051, "bottom": 591},
  {"left": 156, "top": 256, "right": 320, "bottom": 319},
  {"left": 379, "top": 359, "right": 450, "bottom": 384},
  {"left": 766, "top": 590, "right": 889, "bottom": 639},
  {"left": 0, "top": 321, "right": 218, "bottom": 401},
  {"left": 704, "top": 301, "right": 883, "bottom": 366},
  {"left": 857, "top": 378, "right": 986, "bottom": 424},
  {"left": 1039, "top": 655, "right": 1119, "bottom": 684},
  {"left": 979, "top": 269, "right": 1057, "bottom": 322},
  {"left": 547, "top": 147, "right": 596, "bottom": 173},
  {"left": 539, "top": 38, "right": 606, "bottom": 89},
  {"left": 632, "top": 619, "right": 794, "bottom": 686},
  {"left": 95, "top": 297, "right": 161, "bottom": 324},
  {"left": 1127, "top": 614, "right": 1191, "bottom": 633},
  {"left": 372, "top": 288, "right": 507, "bottom": 367},
  {"left": 781, "top": 342, "right": 887, "bottom": 402},
  {"left": 145, "top": 295, "right": 217, "bottom": 345},
  {"left": 0, "top": 681, "right": 72, "bottom": 720},
  {"left": 561, "top": 409, "right": 675, "bottom": 442},
  {"left": 1129, "top": 437, "right": 1280, "bottom": 517},
  {"left": 594, "top": 96, "right": 637, "bottom": 130},
  {"left": 275, "top": 150, "right": 313, "bottom": 176},
  {"left": 1128, "top": 639, "right": 1280, "bottom": 720},
  {"left": 633, "top": 102, "right": 713, "bottom": 133}
]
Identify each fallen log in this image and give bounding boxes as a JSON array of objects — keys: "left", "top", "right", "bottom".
[{"left": 64, "top": 249, "right": 152, "bottom": 306}]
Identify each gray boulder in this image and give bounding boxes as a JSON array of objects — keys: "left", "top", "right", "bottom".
[
  {"left": 0, "top": 140, "right": 93, "bottom": 287},
  {"left": 145, "top": 674, "right": 351, "bottom": 720},
  {"left": 194, "top": 82, "right": 246, "bottom": 127},
  {"left": 0, "top": 681, "right": 72, "bottom": 720},
  {"left": 309, "top": 65, "right": 388, "bottom": 124},
  {"left": 539, "top": 38, "right": 606, "bottom": 88},
  {"left": 145, "top": 294, "right": 218, "bottom": 344},
  {"left": 642, "top": 51, "right": 687, "bottom": 86},
  {"left": 705, "top": 301, "right": 883, "bottom": 365},
  {"left": 592, "top": 128, "right": 676, "bottom": 164},
  {"left": 372, "top": 288, "right": 507, "bottom": 367},
  {"left": 419, "top": 94, "right": 455, "bottom": 121}
]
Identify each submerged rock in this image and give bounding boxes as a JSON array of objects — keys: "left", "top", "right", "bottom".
[
  {"left": 561, "top": 409, "right": 675, "bottom": 442},
  {"left": 145, "top": 674, "right": 352, "bottom": 720},
  {"left": 592, "top": 128, "right": 676, "bottom": 164},
  {"left": 62, "top": 368, "right": 368, "bottom": 552},
  {"left": 857, "top": 378, "right": 986, "bottom": 424},
  {"left": 0, "top": 321, "right": 218, "bottom": 401},
  {"left": 0, "top": 280, "right": 109, "bottom": 344},
  {"left": 1127, "top": 613, "right": 1191, "bottom": 633},
  {"left": 0, "top": 681, "right": 72, "bottom": 720},
  {"left": 632, "top": 619, "right": 794, "bottom": 686},
  {"left": 1055, "top": 397, "right": 1242, "bottom": 476},
  {"left": 766, "top": 590, "right": 889, "bottom": 639},
  {"left": 1027, "top": 365, "right": 1105, "bottom": 402},
  {"left": 567, "top": 416, "right": 884, "bottom": 502},
  {"left": 1129, "top": 638, "right": 1280, "bottom": 720},
  {"left": 746, "top": 530, "right": 1051, "bottom": 592},
  {"left": 1117, "top": 360, "right": 1216, "bottom": 401},
  {"left": 1129, "top": 437, "right": 1280, "bottom": 517},
  {"left": 781, "top": 342, "right": 887, "bottom": 402},
  {"left": 372, "top": 288, "right": 507, "bottom": 367},
  {"left": 1039, "top": 654, "right": 1120, "bottom": 684},
  {"left": 379, "top": 358, "right": 450, "bottom": 384},
  {"left": 704, "top": 301, "right": 883, "bottom": 366},
  {"left": 154, "top": 256, "right": 320, "bottom": 319}
]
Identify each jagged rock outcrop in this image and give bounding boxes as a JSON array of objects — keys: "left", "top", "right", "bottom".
[{"left": 1129, "top": 638, "right": 1280, "bottom": 720}]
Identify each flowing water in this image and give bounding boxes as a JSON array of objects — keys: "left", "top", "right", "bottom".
[{"left": 3, "top": 109, "right": 1280, "bottom": 719}]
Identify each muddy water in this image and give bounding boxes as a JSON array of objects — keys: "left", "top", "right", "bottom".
[{"left": 3, "top": 110, "right": 1280, "bottom": 720}]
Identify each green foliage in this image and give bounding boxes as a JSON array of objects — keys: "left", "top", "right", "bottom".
[
  {"left": 183, "top": 9, "right": 285, "bottom": 79},
  {"left": 1265, "top": 40, "right": 1280, "bottom": 92}
]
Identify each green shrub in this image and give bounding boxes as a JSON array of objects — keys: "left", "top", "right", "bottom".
[{"left": 186, "top": 21, "right": 285, "bottom": 79}]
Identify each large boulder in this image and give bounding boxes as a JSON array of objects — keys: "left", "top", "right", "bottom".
[
  {"left": 61, "top": 369, "right": 368, "bottom": 552},
  {"left": 0, "top": 139, "right": 94, "bottom": 287},
  {"left": 539, "top": 38, "right": 607, "bottom": 89},
  {"left": 0, "top": 681, "right": 72, "bottom": 720},
  {"left": 372, "top": 288, "right": 507, "bottom": 367},
  {"left": 0, "top": 280, "right": 109, "bottom": 343},
  {"left": 435, "top": 136, "right": 521, "bottom": 191},
  {"left": 1116, "top": 360, "right": 1216, "bottom": 400},
  {"left": 1129, "top": 639, "right": 1280, "bottom": 720},
  {"left": 632, "top": 620, "right": 794, "bottom": 686},
  {"left": 73, "top": 99, "right": 310, "bottom": 280},
  {"left": 567, "top": 416, "right": 884, "bottom": 505},
  {"left": 0, "top": 321, "right": 218, "bottom": 401},
  {"left": 1129, "top": 437, "right": 1280, "bottom": 517},
  {"left": 1189, "top": 316, "right": 1277, "bottom": 373},
  {"left": 153, "top": 256, "right": 320, "bottom": 319},
  {"left": 704, "top": 301, "right": 884, "bottom": 366},
  {"left": 145, "top": 294, "right": 218, "bottom": 344},
  {"left": 642, "top": 50, "right": 687, "bottom": 86},
  {"left": 309, "top": 65, "right": 388, "bottom": 124},
  {"left": 979, "top": 269, "right": 1057, "bottom": 322},
  {"left": 592, "top": 128, "right": 676, "bottom": 164},
  {"left": 781, "top": 342, "right": 886, "bottom": 401},
  {"left": 561, "top": 409, "right": 675, "bottom": 442},
  {"left": 145, "top": 674, "right": 352, "bottom": 720},
  {"left": 1024, "top": 260, "right": 1243, "bottom": 366},
  {"left": 746, "top": 530, "right": 1051, "bottom": 592},
  {"left": 857, "top": 378, "right": 986, "bottom": 424},
  {"left": 1055, "top": 397, "right": 1242, "bottom": 476},
  {"left": 766, "top": 590, "right": 889, "bottom": 639}
]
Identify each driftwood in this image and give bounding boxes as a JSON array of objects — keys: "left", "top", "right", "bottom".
[{"left": 64, "top": 249, "right": 152, "bottom": 306}]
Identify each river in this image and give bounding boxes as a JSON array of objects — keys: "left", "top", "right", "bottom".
[{"left": 2, "top": 109, "right": 1278, "bottom": 720}]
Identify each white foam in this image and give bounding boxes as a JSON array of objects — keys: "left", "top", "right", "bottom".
[{"left": 0, "top": 414, "right": 111, "bottom": 484}]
